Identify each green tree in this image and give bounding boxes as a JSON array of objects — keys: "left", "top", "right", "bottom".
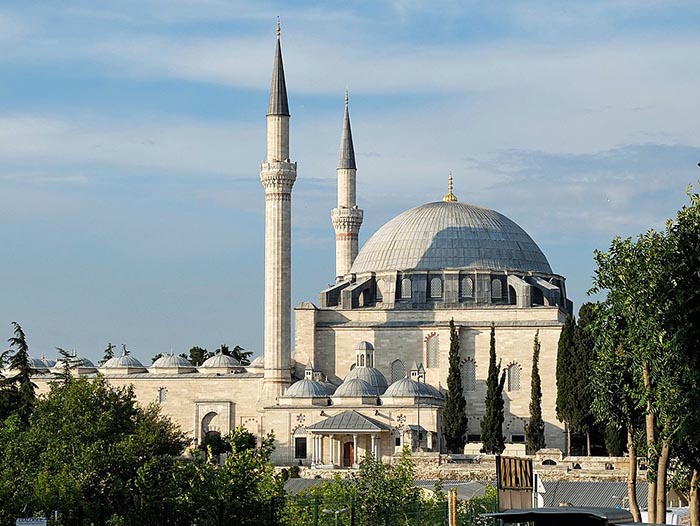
[
  {"left": 187, "top": 346, "right": 212, "bottom": 366},
  {"left": 231, "top": 345, "right": 253, "bottom": 366},
  {"left": 0, "top": 376, "right": 188, "bottom": 525},
  {"left": 481, "top": 324, "right": 505, "bottom": 454},
  {"left": 441, "top": 318, "right": 468, "bottom": 453},
  {"left": 525, "top": 331, "right": 545, "bottom": 454},
  {"left": 99, "top": 342, "right": 116, "bottom": 366},
  {"left": 5, "top": 322, "right": 36, "bottom": 426},
  {"left": 591, "top": 228, "right": 684, "bottom": 523},
  {"left": 215, "top": 344, "right": 253, "bottom": 366},
  {"left": 172, "top": 428, "right": 282, "bottom": 526},
  {"left": 661, "top": 186, "right": 700, "bottom": 526},
  {"left": 55, "top": 347, "right": 80, "bottom": 382}
]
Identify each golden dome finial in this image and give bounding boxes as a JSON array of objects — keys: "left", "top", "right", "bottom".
[
  {"left": 443, "top": 173, "right": 457, "bottom": 202},
  {"left": 276, "top": 17, "right": 281, "bottom": 39}
]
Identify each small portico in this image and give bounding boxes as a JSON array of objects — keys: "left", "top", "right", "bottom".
[{"left": 306, "top": 410, "right": 391, "bottom": 468}]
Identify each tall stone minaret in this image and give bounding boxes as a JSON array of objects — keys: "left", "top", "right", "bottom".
[
  {"left": 260, "top": 20, "right": 296, "bottom": 405},
  {"left": 331, "top": 91, "right": 363, "bottom": 280}
]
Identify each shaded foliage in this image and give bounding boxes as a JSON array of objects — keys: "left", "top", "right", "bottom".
[
  {"left": 442, "top": 319, "right": 468, "bottom": 453},
  {"left": 525, "top": 331, "right": 545, "bottom": 454},
  {"left": 481, "top": 324, "right": 505, "bottom": 454}
]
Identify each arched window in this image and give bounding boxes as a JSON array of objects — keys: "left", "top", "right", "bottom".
[
  {"left": 401, "top": 278, "right": 412, "bottom": 299},
  {"left": 158, "top": 386, "right": 167, "bottom": 404},
  {"left": 491, "top": 278, "right": 503, "bottom": 299},
  {"left": 359, "top": 355, "right": 365, "bottom": 367},
  {"left": 507, "top": 363, "right": 521, "bottom": 391},
  {"left": 429, "top": 277, "right": 442, "bottom": 298},
  {"left": 508, "top": 285, "right": 517, "bottom": 305},
  {"left": 376, "top": 279, "right": 385, "bottom": 301},
  {"left": 391, "top": 359, "right": 406, "bottom": 383},
  {"left": 463, "top": 358, "right": 476, "bottom": 391},
  {"left": 426, "top": 334, "right": 440, "bottom": 368},
  {"left": 461, "top": 276, "right": 474, "bottom": 298}
]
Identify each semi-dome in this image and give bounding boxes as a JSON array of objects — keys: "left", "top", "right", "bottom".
[
  {"left": 350, "top": 201, "right": 552, "bottom": 274},
  {"left": 285, "top": 378, "right": 335, "bottom": 398},
  {"left": 152, "top": 354, "right": 192, "bottom": 368},
  {"left": 201, "top": 353, "right": 241, "bottom": 368},
  {"left": 345, "top": 366, "right": 388, "bottom": 394},
  {"left": 103, "top": 354, "right": 145, "bottom": 368},
  {"left": 383, "top": 377, "right": 444, "bottom": 399},
  {"left": 334, "top": 377, "right": 377, "bottom": 397}
]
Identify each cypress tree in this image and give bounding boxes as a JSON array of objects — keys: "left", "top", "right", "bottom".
[
  {"left": 481, "top": 323, "right": 506, "bottom": 454},
  {"left": 442, "top": 318, "right": 468, "bottom": 453},
  {"left": 525, "top": 330, "right": 546, "bottom": 454},
  {"left": 574, "top": 303, "right": 597, "bottom": 455},
  {"left": 556, "top": 314, "right": 576, "bottom": 455}
]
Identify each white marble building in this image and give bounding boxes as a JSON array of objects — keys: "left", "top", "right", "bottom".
[{"left": 25, "top": 24, "right": 571, "bottom": 466}]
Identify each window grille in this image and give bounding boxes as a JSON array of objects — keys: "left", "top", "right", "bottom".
[
  {"left": 400, "top": 278, "right": 412, "bottom": 299},
  {"left": 391, "top": 359, "right": 406, "bottom": 383},
  {"left": 492, "top": 278, "right": 503, "bottom": 299},
  {"left": 461, "top": 276, "right": 474, "bottom": 298},
  {"left": 463, "top": 359, "right": 476, "bottom": 391},
  {"left": 429, "top": 277, "right": 442, "bottom": 298},
  {"left": 426, "top": 335, "right": 440, "bottom": 368},
  {"left": 508, "top": 364, "right": 521, "bottom": 391}
]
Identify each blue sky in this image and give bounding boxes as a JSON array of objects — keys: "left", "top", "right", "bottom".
[{"left": 2, "top": 0, "right": 699, "bottom": 363}]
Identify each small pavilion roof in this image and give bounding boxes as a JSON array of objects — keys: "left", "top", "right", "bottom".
[{"left": 307, "top": 410, "right": 391, "bottom": 433}]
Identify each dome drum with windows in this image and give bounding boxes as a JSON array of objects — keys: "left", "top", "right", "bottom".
[{"left": 320, "top": 179, "right": 570, "bottom": 312}]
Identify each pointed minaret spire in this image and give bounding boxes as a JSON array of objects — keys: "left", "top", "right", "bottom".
[
  {"left": 331, "top": 90, "right": 363, "bottom": 280},
  {"left": 338, "top": 89, "right": 356, "bottom": 169},
  {"left": 268, "top": 18, "right": 290, "bottom": 117}
]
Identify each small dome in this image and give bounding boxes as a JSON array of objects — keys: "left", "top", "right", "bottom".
[
  {"left": 152, "top": 354, "right": 192, "bottom": 368},
  {"left": 334, "top": 377, "right": 378, "bottom": 397},
  {"left": 248, "top": 356, "right": 264, "bottom": 369},
  {"left": 384, "top": 377, "right": 443, "bottom": 399},
  {"left": 285, "top": 378, "right": 334, "bottom": 398},
  {"left": 28, "top": 356, "right": 49, "bottom": 371},
  {"left": 345, "top": 366, "right": 388, "bottom": 394},
  {"left": 41, "top": 356, "right": 56, "bottom": 368},
  {"left": 55, "top": 355, "right": 95, "bottom": 369},
  {"left": 201, "top": 353, "right": 241, "bottom": 368},
  {"left": 103, "top": 354, "right": 145, "bottom": 368}
]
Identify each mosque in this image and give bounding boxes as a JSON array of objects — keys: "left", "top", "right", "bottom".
[{"left": 26, "top": 25, "right": 571, "bottom": 466}]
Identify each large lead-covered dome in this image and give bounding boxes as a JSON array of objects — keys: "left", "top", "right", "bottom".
[{"left": 350, "top": 201, "right": 552, "bottom": 274}]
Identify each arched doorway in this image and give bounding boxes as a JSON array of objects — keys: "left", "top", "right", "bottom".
[
  {"left": 201, "top": 411, "right": 220, "bottom": 438},
  {"left": 343, "top": 441, "right": 354, "bottom": 467}
]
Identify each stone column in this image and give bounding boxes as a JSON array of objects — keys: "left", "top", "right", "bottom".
[{"left": 353, "top": 434, "right": 358, "bottom": 468}]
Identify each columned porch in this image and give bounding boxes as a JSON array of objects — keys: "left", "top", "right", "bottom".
[{"left": 306, "top": 410, "right": 391, "bottom": 468}]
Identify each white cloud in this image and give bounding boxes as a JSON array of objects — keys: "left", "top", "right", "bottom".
[{"left": 0, "top": 113, "right": 265, "bottom": 177}]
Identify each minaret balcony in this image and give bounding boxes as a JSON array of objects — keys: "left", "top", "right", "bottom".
[{"left": 331, "top": 207, "right": 364, "bottom": 231}]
